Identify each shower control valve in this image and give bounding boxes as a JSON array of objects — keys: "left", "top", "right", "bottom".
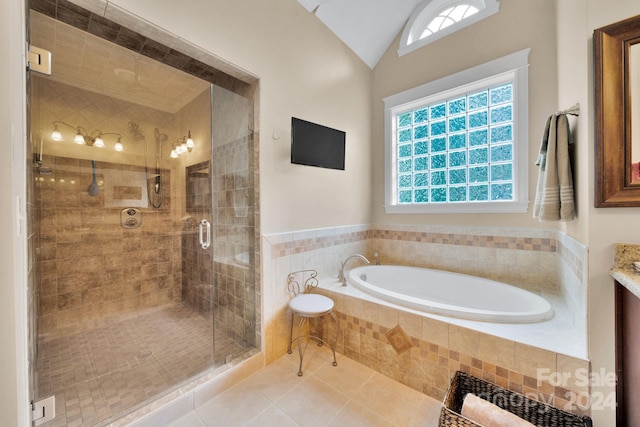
[{"left": 121, "top": 208, "right": 142, "bottom": 229}]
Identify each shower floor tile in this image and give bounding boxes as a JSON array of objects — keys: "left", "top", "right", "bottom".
[{"left": 36, "top": 304, "right": 245, "bottom": 427}]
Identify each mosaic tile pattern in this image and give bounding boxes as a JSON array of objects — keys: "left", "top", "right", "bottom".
[
  {"left": 269, "top": 228, "right": 557, "bottom": 260},
  {"left": 557, "top": 239, "right": 585, "bottom": 280},
  {"left": 269, "top": 230, "right": 372, "bottom": 259},
  {"left": 373, "top": 229, "right": 557, "bottom": 252},
  {"left": 36, "top": 305, "right": 242, "bottom": 427}
]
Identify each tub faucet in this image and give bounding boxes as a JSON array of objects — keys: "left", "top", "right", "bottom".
[{"left": 338, "top": 254, "right": 370, "bottom": 286}]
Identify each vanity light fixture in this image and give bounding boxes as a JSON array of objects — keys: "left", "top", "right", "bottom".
[
  {"left": 169, "top": 130, "right": 196, "bottom": 159},
  {"left": 51, "top": 123, "right": 62, "bottom": 141},
  {"left": 51, "top": 121, "right": 124, "bottom": 151},
  {"left": 186, "top": 130, "right": 195, "bottom": 150}
]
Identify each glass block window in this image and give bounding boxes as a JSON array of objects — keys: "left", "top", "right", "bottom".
[
  {"left": 394, "top": 82, "right": 513, "bottom": 205},
  {"left": 384, "top": 49, "right": 530, "bottom": 214}
]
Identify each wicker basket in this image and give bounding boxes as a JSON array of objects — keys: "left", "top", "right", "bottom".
[{"left": 439, "top": 371, "right": 592, "bottom": 427}]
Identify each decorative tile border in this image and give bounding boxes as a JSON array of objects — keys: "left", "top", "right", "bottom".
[
  {"left": 372, "top": 229, "right": 557, "bottom": 253},
  {"left": 557, "top": 239, "right": 585, "bottom": 283},
  {"left": 333, "top": 311, "right": 589, "bottom": 417},
  {"left": 268, "top": 226, "right": 559, "bottom": 260},
  {"left": 269, "top": 230, "right": 371, "bottom": 259},
  {"left": 263, "top": 223, "right": 589, "bottom": 412}
]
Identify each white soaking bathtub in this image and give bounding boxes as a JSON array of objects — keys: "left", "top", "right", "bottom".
[{"left": 347, "top": 265, "right": 553, "bottom": 323}]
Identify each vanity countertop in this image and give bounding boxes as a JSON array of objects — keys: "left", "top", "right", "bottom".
[{"left": 611, "top": 243, "right": 640, "bottom": 299}]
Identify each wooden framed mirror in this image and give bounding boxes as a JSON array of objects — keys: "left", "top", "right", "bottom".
[{"left": 594, "top": 14, "right": 640, "bottom": 207}]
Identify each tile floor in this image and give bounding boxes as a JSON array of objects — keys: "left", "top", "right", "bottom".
[
  {"left": 167, "top": 346, "right": 443, "bottom": 427},
  {"left": 36, "top": 304, "right": 246, "bottom": 427}
]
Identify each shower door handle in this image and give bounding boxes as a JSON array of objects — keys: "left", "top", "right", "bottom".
[{"left": 199, "top": 219, "right": 211, "bottom": 249}]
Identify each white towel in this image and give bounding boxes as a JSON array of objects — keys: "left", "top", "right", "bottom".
[
  {"left": 533, "top": 114, "right": 575, "bottom": 221},
  {"left": 461, "top": 393, "right": 536, "bottom": 427}
]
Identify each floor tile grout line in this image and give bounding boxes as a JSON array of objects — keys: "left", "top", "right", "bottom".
[
  {"left": 267, "top": 378, "right": 351, "bottom": 427},
  {"left": 242, "top": 402, "right": 302, "bottom": 427},
  {"left": 323, "top": 395, "right": 355, "bottom": 427},
  {"left": 349, "top": 371, "right": 422, "bottom": 426},
  {"left": 171, "top": 351, "right": 443, "bottom": 427},
  {"left": 309, "top": 365, "right": 395, "bottom": 426}
]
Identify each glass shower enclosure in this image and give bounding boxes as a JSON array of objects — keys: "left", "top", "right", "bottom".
[{"left": 28, "top": 9, "right": 258, "bottom": 426}]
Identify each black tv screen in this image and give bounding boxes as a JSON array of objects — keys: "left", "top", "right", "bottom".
[{"left": 291, "top": 117, "right": 345, "bottom": 170}]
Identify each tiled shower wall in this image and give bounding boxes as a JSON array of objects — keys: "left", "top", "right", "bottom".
[
  {"left": 213, "top": 134, "right": 257, "bottom": 349},
  {"left": 181, "top": 215, "right": 213, "bottom": 318},
  {"left": 36, "top": 157, "right": 180, "bottom": 338},
  {"left": 262, "top": 223, "right": 589, "bottom": 414},
  {"left": 181, "top": 133, "right": 258, "bottom": 350}
]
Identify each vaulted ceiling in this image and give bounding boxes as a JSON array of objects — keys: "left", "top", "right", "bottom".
[{"left": 297, "top": 0, "right": 424, "bottom": 68}]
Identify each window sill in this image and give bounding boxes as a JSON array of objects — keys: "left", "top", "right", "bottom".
[{"left": 384, "top": 201, "right": 529, "bottom": 214}]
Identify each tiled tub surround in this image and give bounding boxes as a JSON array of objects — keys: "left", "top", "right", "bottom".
[
  {"left": 262, "top": 224, "right": 589, "bottom": 415},
  {"left": 316, "top": 279, "right": 589, "bottom": 415}
]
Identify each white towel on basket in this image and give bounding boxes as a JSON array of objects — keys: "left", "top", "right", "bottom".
[
  {"left": 461, "top": 393, "right": 536, "bottom": 427},
  {"left": 533, "top": 113, "right": 575, "bottom": 221}
]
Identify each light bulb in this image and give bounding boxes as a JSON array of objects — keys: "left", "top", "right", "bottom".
[
  {"left": 180, "top": 142, "right": 187, "bottom": 153},
  {"left": 94, "top": 136, "right": 104, "bottom": 148},
  {"left": 74, "top": 132, "right": 85, "bottom": 145},
  {"left": 114, "top": 141, "right": 123, "bottom": 152},
  {"left": 170, "top": 149, "right": 178, "bottom": 158},
  {"left": 186, "top": 130, "right": 194, "bottom": 150},
  {"left": 51, "top": 125, "right": 62, "bottom": 141}
]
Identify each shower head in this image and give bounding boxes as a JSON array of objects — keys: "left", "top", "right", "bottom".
[
  {"left": 128, "top": 121, "right": 146, "bottom": 141},
  {"left": 155, "top": 128, "right": 168, "bottom": 143}
]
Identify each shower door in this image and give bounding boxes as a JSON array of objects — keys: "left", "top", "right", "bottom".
[
  {"left": 209, "top": 84, "right": 257, "bottom": 365},
  {"left": 28, "top": 8, "right": 257, "bottom": 425}
]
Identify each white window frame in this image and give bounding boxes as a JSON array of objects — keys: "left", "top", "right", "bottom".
[
  {"left": 399, "top": 0, "right": 500, "bottom": 57},
  {"left": 383, "top": 48, "right": 530, "bottom": 214}
]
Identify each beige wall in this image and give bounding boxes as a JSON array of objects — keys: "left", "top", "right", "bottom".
[
  {"left": 558, "top": 1, "right": 640, "bottom": 426},
  {"left": 372, "top": 0, "right": 559, "bottom": 228},
  {"left": 112, "top": 0, "right": 373, "bottom": 234},
  {"left": 573, "top": 2, "right": 640, "bottom": 427}
]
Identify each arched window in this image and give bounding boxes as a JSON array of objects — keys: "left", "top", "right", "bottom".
[{"left": 399, "top": 0, "right": 500, "bottom": 57}]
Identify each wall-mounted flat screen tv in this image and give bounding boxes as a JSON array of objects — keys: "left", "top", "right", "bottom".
[{"left": 291, "top": 117, "right": 345, "bottom": 170}]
